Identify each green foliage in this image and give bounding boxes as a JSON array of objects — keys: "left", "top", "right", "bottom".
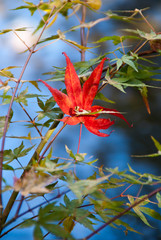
[
  {"left": 115, "top": 55, "right": 138, "bottom": 72},
  {"left": 3, "top": 141, "right": 34, "bottom": 164},
  {"left": 156, "top": 193, "right": 161, "bottom": 208},
  {"left": 0, "top": 66, "right": 20, "bottom": 78},
  {"left": 104, "top": 62, "right": 161, "bottom": 94},
  {"left": 0, "top": 27, "right": 27, "bottom": 35},
  {"left": 128, "top": 196, "right": 153, "bottom": 228},
  {"left": 37, "top": 97, "right": 62, "bottom": 120},
  {"left": 133, "top": 137, "right": 161, "bottom": 157},
  {"left": 94, "top": 35, "right": 140, "bottom": 45},
  {"left": 65, "top": 145, "right": 87, "bottom": 162},
  {"left": 0, "top": 87, "right": 45, "bottom": 106}
]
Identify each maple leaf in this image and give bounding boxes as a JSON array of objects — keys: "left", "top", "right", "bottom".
[
  {"left": 13, "top": 169, "right": 56, "bottom": 196},
  {"left": 39, "top": 53, "right": 130, "bottom": 137}
]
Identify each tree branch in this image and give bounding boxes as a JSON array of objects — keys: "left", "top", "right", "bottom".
[{"left": 80, "top": 0, "right": 87, "bottom": 61}]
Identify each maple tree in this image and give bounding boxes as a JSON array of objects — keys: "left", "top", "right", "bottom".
[{"left": 0, "top": 1, "right": 161, "bottom": 240}]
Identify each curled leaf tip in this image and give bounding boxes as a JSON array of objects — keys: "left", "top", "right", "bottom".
[{"left": 62, "top": 52, "right": 67, "bottom": 57}]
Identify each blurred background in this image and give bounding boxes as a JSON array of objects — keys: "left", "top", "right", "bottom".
[{"left": 1, "top": 0, "right": 161, "bottom": 239}]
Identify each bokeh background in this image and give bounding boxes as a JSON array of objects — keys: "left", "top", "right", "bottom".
[{"left": 1, "top": 0, "right": 161, "bottom": 239}]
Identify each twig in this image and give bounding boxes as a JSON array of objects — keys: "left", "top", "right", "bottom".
[
  {"left": 77, "top": 123, "right": 82, "bottom": 154},
  {"left": 80, "top": 1, "right": 87, "bottom": 61},
  {"left": 14, "top": 196, "right": 24, "bottom": 219},
  {"left": 19, "top": 102, "right": 43, "bottom": 137},
  {"left": 13, "top": 31, "right": 31, "bottom": 52},
  {"left": 25, "top": 198, "right": 35, "bottom": 217},
  {"left": 43, "top": 232, "right": 50, "bottom": 239},
  {"left": 34, "top": 38, "right": 59, "bottom": 53},
  {"left": 136, "top": 8, "right": 156, "bottom": 33},
  {"left": 134, "top": 39, "right": 149, "bottom": 54},
  {"left": 0, "top": 215, "right": 37, "bottom": 238},
  {"left": 37, "top": 123, "right": 67, "bottom": 164},
  {"left": 136, "top": 185, "right": 143, "bottom": 198}
]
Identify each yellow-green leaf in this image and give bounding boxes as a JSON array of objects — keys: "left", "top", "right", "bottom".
[
  {"left": 156, "top": 193, "right": 161, "bottom": 208},
  {"left": 87, "top": 0, "right": 102, "bottom": 10},
  {"left": 128, "top": 196, "right": 153, "bottom": 228}
]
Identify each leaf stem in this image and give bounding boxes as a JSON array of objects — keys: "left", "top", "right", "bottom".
[
  {"left": 137, "top": 9, "right": 156, "bottom": 33},
  {"left": 77, "top": 123, "right": 82, "bottom": 154},
  {"left": 80, "top": 1, "right": 87, "bottom": 61},
  {"left": 19, "top": 103, "right": 42, "bottom": 137},
  {"left": 14, "top": 196, "right": 24, "bottom": 219},
  {"left": 37, "top": 122, "right": 67, "bottom": 164}
]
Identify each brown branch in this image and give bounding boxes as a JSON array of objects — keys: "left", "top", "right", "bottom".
[
  {"left": 13, "top": 31, "right": 31, "bottom": 52},
  {"left": 136, "top": 8, "right": 156, "bottom": 33},
  {"left": 19, "top": 103, "right": 42, "bottom": 137},
  {"left": 14, "top": 196, "right": 24, "bottom": 219},
  {"left": 37, "top": 122, "right": 67, "bottom": 164},
  {"left": 0, "top": 215, "right": 37, "bottom": 238},
  {"left": 80, "top": 1, "right": 87, "bottom": 61}
]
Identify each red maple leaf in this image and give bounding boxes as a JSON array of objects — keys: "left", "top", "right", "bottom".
[{"left": 39, "top": 53, "right": 130, "bottom": 137}]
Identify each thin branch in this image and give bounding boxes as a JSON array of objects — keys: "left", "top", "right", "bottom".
[
  {"left": 43, "top": 232, "right": 50, "bottom": 239},
  {"left": 0, "top": 215, "right": 37, "bottom": 238},
  {"left": 16, "top": 158, "right": 25, "bottom": 170},
  {"left": 85, "top": 16, "right": 110, "bottom": 28},
  {"left": 134, "top": 39, "right": 149, "bottom": 54},
  {"left": 85, "top": 28, "right": 90, "bottom": 46},
  {"left": 137, "top": 8, "right": 156, "bottom": 32},
  {"left": 80, "top": 1, "right": 87, "bottom": 61},
  {"left": 37, "top": 8, "right": 46, "bottom": 23},
  {"left": 19, "top": 102, "right": 42, "bottom": 137},
  {"left": 34, "top": 38, "right": 59, "bottom": 53},
  {"left": 77, "top": 123, "right": 82, "bottom": 154},
  {"left": 13, "top": 31, "right": 31, "bottom": 52},
  {"left": 14, "top": 196, "right": 24, "bottom": 219},
  {"left": 37, "top": 123, "right": 67, "bottom": 164},
  {"left": 136, "top": 185, "right": 143, "bottom": 198}
]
